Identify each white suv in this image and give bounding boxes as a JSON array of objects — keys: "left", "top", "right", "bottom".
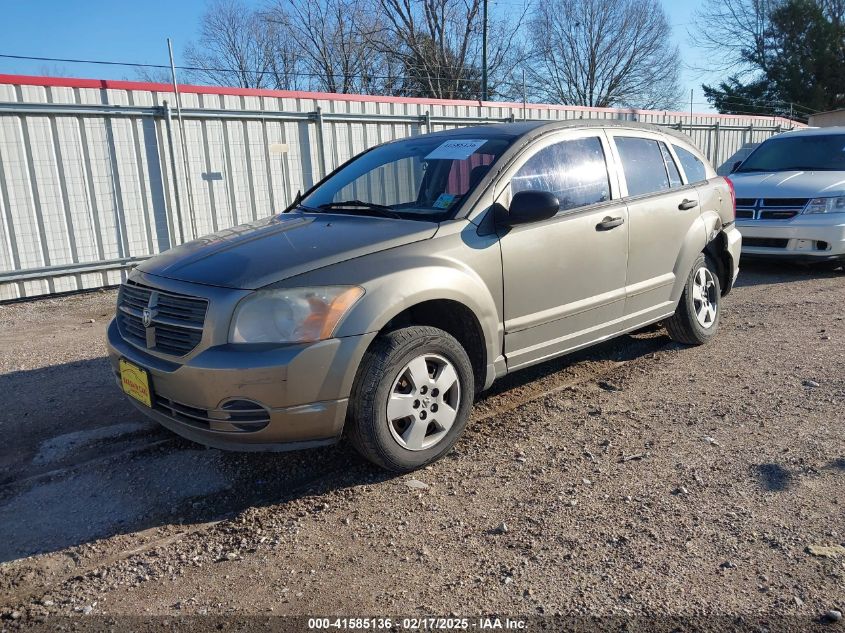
[{"left": 730, "top": 127, "right": 845, "bottom": 267}]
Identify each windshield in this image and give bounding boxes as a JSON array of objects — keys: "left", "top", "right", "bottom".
[
  {"left": 737, "top": 134, "right": 845, "bottom": 172},
  {"left": 298, "top": 135, "right": 514, "bottom": 221}
]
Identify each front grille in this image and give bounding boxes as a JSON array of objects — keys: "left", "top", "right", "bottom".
[
  {"left": 154, "top": 396, "right": 270, "bottom": 432},
  {"left": 117, "top": 281, "right": 208, "bottom": 356},
  {"left": 735, "top": 198, "right": 807, "bottom": 221},
  {"left": 759, "top": 210, "right": 799, "bottom": 220},
  {"left": 744, "top": 237, "right": 789, "bottom": 248},
  {"left": 762, "top": 198, "right": 809, "bottom": 208}
]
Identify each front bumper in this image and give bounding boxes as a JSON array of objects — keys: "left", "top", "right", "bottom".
[
  {"left": 107, "top": 319, "right": 377, "bottom": 451},
  {"left": 737, "top": 216, "right": 845, "bottom": 260}
]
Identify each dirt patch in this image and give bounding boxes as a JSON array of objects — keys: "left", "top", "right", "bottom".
[{"left": 0, "top": 263, "right": 843, "bottom": 625}]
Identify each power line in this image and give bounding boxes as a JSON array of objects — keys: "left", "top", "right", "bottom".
[
  {"left": 0, "top": 52, "right": 487, "bottom": 85},
  {"left": 0, "top": 52, "right": 540, "bottom": 84},
  {"left": 701, "top": 90, "right": 821, "bottom": 113},
  {"left": 0, "top": 51, "right": 662, "bottom": 100},
  {"left": 697, "top": 89, "right": 817, "bottom": 109},
  {"left": 0, "top": 53, "right": 168, "bottom": 71},
  {"left": 0, "top": 51, "right": 813, "bottom": 119},
  {"left": 694, "top": 99, "right": 787, "bottom": 113}
]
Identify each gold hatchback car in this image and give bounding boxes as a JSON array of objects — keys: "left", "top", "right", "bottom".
[{"left": 109, "top": 120, "right": 741, "bottom": 471}]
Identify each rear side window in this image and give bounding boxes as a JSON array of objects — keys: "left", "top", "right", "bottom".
[
  {"left": 614, "top": 137, "right": 671, "bottom": 197},
  {"left": 659, "top": 142, "right": 683, "bottom": 187},
  {"left": 511, "top": 137, "right": 611, "bottom": 212},
  {"left": 673, "top": 145, "right": 708, "bottom": 183}
]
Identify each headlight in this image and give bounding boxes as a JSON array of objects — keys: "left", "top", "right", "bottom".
[
  {"left": 229, "top": 286, "right": 364, "bottom": 344},
  {"left": 803, "top": 196, "right": 845, "bottom": 214}
]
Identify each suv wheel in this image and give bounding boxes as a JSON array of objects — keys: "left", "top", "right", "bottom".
[
  {"left": 348, "top": 326, "right": 474, "bottom": 472},
  {"left": 666, "top": 253, "right": 722, "bottom": 345}
]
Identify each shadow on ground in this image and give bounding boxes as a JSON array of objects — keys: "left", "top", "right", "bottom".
[
  {"left": 734, "top": 259, "right": 843, "bottom": 288},
  {"left": 0, "top": 325, "right": 670, "bottom": 564},
  {"left": 753, "top": 457, "right": 845, "bottom": 494},
  {"left": 5, "top": 257, "right": 834, "bottom": 563},
  {"left": 755, "top": 463, "right": 793, "bottom": 492}
]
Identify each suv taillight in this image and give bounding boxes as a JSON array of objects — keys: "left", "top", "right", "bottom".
[{"left": 724, "top": 177, "right": 736, "bottom": 220}]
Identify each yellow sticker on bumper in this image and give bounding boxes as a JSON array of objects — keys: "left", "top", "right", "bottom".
[{"left": 119, "top": 359, "right": 152, "bottom": 408}]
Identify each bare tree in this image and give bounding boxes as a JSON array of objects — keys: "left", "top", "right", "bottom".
[
  {"left": 37, "top": 64, "right": 72, "bottom": 78},
  {"left": 263, "top": 18, "right": 307, "bottom": 91},
  {"left": 375, "top": 0, "right": 525, "bottom": 99},
  {"left": 688, "top": 0, "right": 774, "bottom": 76},
  {"left": 134, "top": 66, "right": 174, "bottom": 84},
  {"left": 150, "top": 0, "right": 524, "bottom": 98},
  {"left": 182, "top": 0, "right": 284, "bottom": 89},
  {"left": 524, "top": 0, "right": 681, "bottom": 109},
  {"left": 267, "top": 0, "right": 396, "bottom": 94},
  {"left": 821, "top": 0, "right": 845, "bottom": 25}
]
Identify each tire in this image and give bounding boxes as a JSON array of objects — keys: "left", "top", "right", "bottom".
[
  {"left": 665, "top": 253, "right": 722, "bottom": 345},
  {"left": 347, "top": 326, "right": 475, "bottom": 472}
]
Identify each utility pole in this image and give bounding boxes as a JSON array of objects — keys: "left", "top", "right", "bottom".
[
  {"left": 689, "top": 89, "right": 693, "bottom": 120},
  {"left": 481, "top": 0, "right": 489, "bottom": 101},
  {"left": 167, "top": 38, "right": 197, "bottom": 240},
  {"left": 522, "top": 68, "right": 526, "bottom": 119}
]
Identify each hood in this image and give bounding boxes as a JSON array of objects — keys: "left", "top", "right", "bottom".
[
  {"left": 138, "top": 212, "right": 438, "bottom": 289},
  {"left": 729, "top": 170, "right": 845, "bottom": 200}
]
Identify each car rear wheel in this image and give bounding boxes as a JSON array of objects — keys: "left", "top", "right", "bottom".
[
  {"left": 666, "top": 253, "right": 722, "bottom": 345},
  {"left": 347, "top": 326, "right": 474, "bottom": 472}
]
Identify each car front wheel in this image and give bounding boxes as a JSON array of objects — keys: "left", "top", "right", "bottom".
[
  {"left": 666, "top": 253, "right": 722, "bottom": 345},
  {"left": 348, "top": 326, "right": 474, "bottom": 472}
]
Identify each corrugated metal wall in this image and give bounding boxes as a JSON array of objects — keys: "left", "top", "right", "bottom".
[{"left": 0, "top": 74, "right": 804, "bottom": 300}]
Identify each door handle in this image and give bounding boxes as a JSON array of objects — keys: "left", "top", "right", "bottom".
[
  {"left": 596, "top": 216, "right": 624, "bottom": 231},
  {"left": 678, "top": 198, "right": 699, "bottom": 210}
]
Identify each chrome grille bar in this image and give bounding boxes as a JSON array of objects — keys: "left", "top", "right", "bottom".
[
  {"left": 116, "top": 280, "right": 208, "bottom": 356},
  {"left": 736, "top": 198, "right": 808, "bottom": 221}
]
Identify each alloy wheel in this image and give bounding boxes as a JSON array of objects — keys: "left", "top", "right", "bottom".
[
  {"left": 692, "top": 266, "right": 718, "bottom": 328},
  {"left": 387, "top": 353, "right": 461, "bottom": 451}
]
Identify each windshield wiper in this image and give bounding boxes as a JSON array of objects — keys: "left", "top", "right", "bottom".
[{"left": 316, "top": 200, "right": 402, "bottom": 219}]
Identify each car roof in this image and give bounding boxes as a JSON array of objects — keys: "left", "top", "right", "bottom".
[{"left": 420, "top": 119, "right": 692, "bottom": 144}]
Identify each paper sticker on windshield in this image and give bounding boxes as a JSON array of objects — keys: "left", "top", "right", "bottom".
[
  {"left": 433, "top": 193, "right": 458, "bottom": 209},
  {"left": 425, "top": 139, "right": 488, "bottom": 160}
]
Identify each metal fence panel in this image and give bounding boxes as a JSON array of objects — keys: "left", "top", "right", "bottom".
[{"left": 0, "top": 74, "right": 804, "bottom": 300}]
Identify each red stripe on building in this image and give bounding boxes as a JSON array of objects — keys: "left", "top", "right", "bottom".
[{"left": 0, "top": 73, "right": 800, "bottom": 126}]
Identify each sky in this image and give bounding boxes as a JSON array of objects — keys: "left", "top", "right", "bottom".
[{"left": 0, "top": 0, "right": 721, "bottom": 112}]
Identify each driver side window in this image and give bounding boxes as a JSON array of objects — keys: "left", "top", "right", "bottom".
[{"left": 511, "top": 137, "right": 611, "bottom": 212}]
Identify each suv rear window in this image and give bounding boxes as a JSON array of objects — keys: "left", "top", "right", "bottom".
[
  {"left": 673, "top": 145, "right": 707, "bottom": 183},
  {"left": 615, "top": 137, "right": 672, "bottom": 197}
]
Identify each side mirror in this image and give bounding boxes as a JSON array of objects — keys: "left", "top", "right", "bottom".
[
  {"left": 730, "top": 161, "right": 742, "bottom": 173},
  {"left": 502, "top": 190, "right": 560, "bottom": 226}
]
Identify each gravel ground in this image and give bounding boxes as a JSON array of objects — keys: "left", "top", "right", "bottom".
[{"left": 0, "top": 263, "right": 843, "bottom": 630}]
